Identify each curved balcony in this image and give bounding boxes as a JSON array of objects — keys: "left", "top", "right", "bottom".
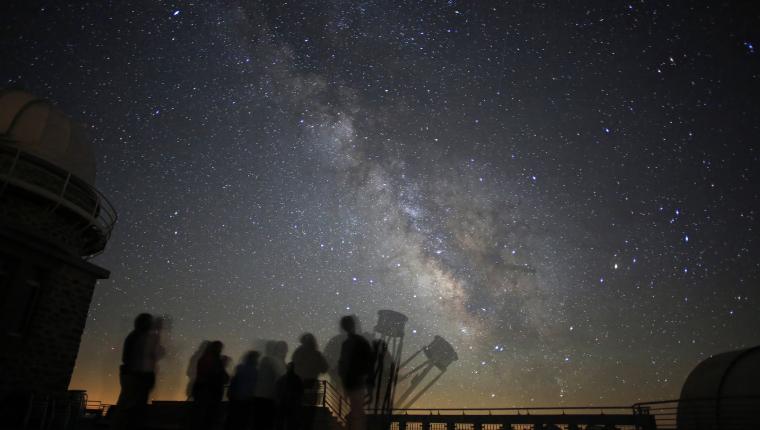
[{"left": 0, "top": 144, "right": 116, "bottom": 257}]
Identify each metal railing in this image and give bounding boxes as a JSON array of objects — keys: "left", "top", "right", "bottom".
[
  {"left": 14, "top": 390, "right": 90, "bottom": 430},
  {"left": 0, "top": 144, "right": 117, "bottom": 256},
  {"left": 386, "top": 405, "right": 635, "bottom": 415},
  {"left": 84, "top": 399, "right": 111, "bottom": 417},
  {"left": 376, "top": 405, "right": 654, "bottom": 430},
  {"left": 316, "top": 381, "right": 656, "bottom": 430},
  {"left": 632, "top": 400, "right": 679, "bottom": 429},
  {"left": 632, "top": 396, "right": 760, "bottom": 430},
  {"left": 316, "top": 380, "right": 352, "bottom": 425},
  {"left": 62, "top": 383, "right": 760, "bottom": 430}
]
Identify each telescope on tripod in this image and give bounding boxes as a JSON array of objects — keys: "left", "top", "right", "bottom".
[{"left": 368, "top": 310, "right": 458, "bottom": 413}]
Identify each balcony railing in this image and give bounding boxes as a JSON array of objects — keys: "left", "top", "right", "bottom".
[
  {"left": 632, "top": 396, "right": 760, "bottom": 430},
  {"left": 314, "top": 381, "right": 656, "bottom": 430},
  {"left": 372, "top": 406, "right": 653, "bottom": 430},
  {"left": 33, "top": 383, "right": 757, "bottom": 430},
  {"left": 0, "top": 144, "right": 116, "bottom": 256}
]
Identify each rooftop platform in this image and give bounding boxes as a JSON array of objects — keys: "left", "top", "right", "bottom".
[{"left": 17, "top": 382, "right": 760, "bottom": 430}]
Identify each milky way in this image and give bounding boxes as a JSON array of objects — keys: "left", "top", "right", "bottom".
[{"left": 3, "top": 1, "right": 759, "bottom": 407}]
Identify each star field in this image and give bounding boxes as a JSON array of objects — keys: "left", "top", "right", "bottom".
[{"left": 2, "top": 0, "right": 760, "bottom": 407}]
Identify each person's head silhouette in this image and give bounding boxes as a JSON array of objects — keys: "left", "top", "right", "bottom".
[
  {"left": 340, "top": 315, "right": 357, "bottom": 335},
  {"left": 207, "top": 340, "right": 224, "bottom": 358},
  {"left": 134, "top": 313, "right": 153, "bottom": 332},
  {"left": 300, "top": 333, "right": 318, "bottom": 350},
  {"left": 275, "top": 341, "right": 288, "bottom": 361},
  {"left": 243, "top": 350, "right": 260, "bottom": 366}
]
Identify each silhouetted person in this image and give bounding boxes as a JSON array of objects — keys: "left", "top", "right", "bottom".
[
  {"left": 187, "top": 340, "right": 210, "bottom": 400},
  {"left": 292, "top": 333, "right": 328, "bottom": 430},
  {"left": 113, "top": 313, "right": 161, "bottom": 430},
  {"left": 338, "top": 316, "right": 373, "bottom": 430},
  {"left": 190, "top": 340, "right": 229, "bottom": 430},
  {"left": 275, "top": 362, "right": 304, "bottom": 430},
  {"left": 324, "top": 319, "right": 371, "bottom": 394},
  {"left": 253, "top": 341, "right": 288, "bottom": 430},
  {"left": 225, "top": 351, "right": 260, "bottom": 430},
  {"left": 292, "top": 333, "right": 328, "bottom": 388}
]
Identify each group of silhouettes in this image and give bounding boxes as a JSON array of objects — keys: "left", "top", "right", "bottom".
[{"left": 113, "top": 313, "right": 374, "bottom": 430}]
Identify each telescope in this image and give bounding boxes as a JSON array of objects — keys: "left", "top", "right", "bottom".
[{"left": 368, "top": 310, "right": 457, "bottom": 413}]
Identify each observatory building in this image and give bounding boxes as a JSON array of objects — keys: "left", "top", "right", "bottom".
[
  {"left": 0, "top": 91, "right": 116, "bottom": 407},
  {"left": 676, "top": 345, "right": 760, "bottom": 430}
]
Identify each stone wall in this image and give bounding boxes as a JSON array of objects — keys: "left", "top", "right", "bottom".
[{"left": 0, "top": 230, "right": 109, "bottom": 400}]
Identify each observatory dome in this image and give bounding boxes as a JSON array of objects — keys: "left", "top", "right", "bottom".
[
  {"left": 677, "top": 345, "right": 760, "bottom": 430},
  {"left": 0, "top": 90, "right": 96, "bottom": 185}
]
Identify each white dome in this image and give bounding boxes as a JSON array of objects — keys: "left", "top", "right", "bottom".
[{"left": 0, "top": 90, "right": 96, "bottom": 185}]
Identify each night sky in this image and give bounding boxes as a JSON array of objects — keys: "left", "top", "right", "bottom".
[{"left": 3, "top": 1, "right": 760, "bottom": 407}]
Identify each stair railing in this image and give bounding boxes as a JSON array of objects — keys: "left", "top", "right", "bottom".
[{"left": 315, "top": 380, "right": 352, "bottom": 426}]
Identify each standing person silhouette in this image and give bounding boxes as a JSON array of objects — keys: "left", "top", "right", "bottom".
[
  {"left": 190, "top": 340, "right": 229, "bottom": 430},
  {"left": 113, "top": 313, "right": 161, "bottom": 430},
  {"left": 338, "top": 316, "right": 373, "bottom": 430},
  {"left": 254, "top": 341, "right": 288, "bottom": 430},
  {"left": 275, "top": 362, "right": 304, "bottom": 430},
  {"left": 225, "top": 350, "right": 260, "bottom": 430},
  {"left": 292, "top": 333, "right": 328, "bottom": 430},
  {"left": 186, "top": 340, "right": 210, "bottom": 400},
  {"left": 292, "top": 333, "right": 328, "bottom": 391}
]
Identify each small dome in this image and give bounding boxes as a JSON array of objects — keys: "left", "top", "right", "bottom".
[
  {"left": 0, "top": 90, "right": 96, "bottom": 185},
  {"left": 677, "top": 346, "right": 760, "bottom": 429}
]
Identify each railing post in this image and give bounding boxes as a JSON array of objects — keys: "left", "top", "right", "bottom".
[
  {"left": 322, "top": 380, "right": 327, "bottom": 408},
  {"left": 0, "top": 147, "right": 22, "bottom": 196},
  {"left": 50, "top": 172, "right": 71, "bottom": 213}
]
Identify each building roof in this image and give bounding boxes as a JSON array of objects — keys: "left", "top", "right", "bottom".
[{"left": 0, "top": 90, "right": 96, "bottom": 185}]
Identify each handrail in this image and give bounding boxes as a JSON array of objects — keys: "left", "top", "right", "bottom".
[
  {"left": 631, "top": 396, "right": 760, "bottom": 430},
  {"left": 316, "top": 380, "right": 351, "bottom": 425},
  {"left": 0, "top": 145, "right": 117, "bottom": 256},
  {"left": 633, "top": 394, "right": 760, "bottom": 407},
  {"left": 316, "top": 379, "right": 638, "bottom": 422},
  {"left": 73, "top": 389, "right": 760, "bottom": 430},
  {"left": 387, "top": 405, "right": 633, "bottom": 413}
]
